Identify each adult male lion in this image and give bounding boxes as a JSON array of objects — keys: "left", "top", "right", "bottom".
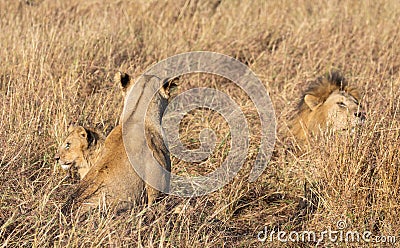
[
  {"left": 289, "top": 71, "right": 366, "bottom": 146},
  {"left": 54, "top": 126, "right": 104, "bottom": 180},
  {"left": 62, "top": 72, "right": 171, "bottom": 213}
]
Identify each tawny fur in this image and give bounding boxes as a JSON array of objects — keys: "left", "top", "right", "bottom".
[
  {"left": 289, "top": 71, "right": 364, "bottom": 146},
  {"left": 62, "top": 72, "right": 171, "bottom": 213},
  {"left": 55, "top": 126, "right": 104, "bottom": 180}
]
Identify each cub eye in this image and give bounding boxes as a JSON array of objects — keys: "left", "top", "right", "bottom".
[
  {"left": 65, "top": 142, "right": 71, "bottom": 149},
  {"left": 337, "top": 102, "right": 346, "bottom": 108}
]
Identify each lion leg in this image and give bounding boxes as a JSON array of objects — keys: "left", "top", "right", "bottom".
[{"left": 146, "top": 184, "right": 159, "bottom": 206}]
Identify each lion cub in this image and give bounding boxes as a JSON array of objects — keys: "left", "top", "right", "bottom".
[{"left": 55, "top": 125, "right": 105, "bottom": 180}]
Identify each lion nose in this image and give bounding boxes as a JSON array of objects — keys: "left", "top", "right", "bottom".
[
  {"left": 54, "top": 153, "right": 60, "bottom": 161},
  {"left": 354, "top": 112, "right": 366, "bottom": 122}
]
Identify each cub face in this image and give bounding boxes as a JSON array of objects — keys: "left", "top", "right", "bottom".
[{"left": 54, "top": 126, "right": 92, "bottom": 176}]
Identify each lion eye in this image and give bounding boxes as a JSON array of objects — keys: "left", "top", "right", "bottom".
[
  {"left": 65, "top": 142, "right": 71, "bottom": 150},
  {"left": 337, "top": 102, "right": 346, "bottom": 108}
]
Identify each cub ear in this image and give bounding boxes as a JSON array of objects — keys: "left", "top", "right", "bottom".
[
  {"left": 114, "top": 71, "right": 132, "bottom": 97},
  {"left": 304, "top": 94, "right": 321, "bottom": 111},
  {"left": 75, "top": 126, "right": 87, "bottom": 139},
  {"left": 85, "top": 129, "right": 97, "bottom": 146},
  {"left": 68, "top": 124, "right": 75, "bottom": 133}
]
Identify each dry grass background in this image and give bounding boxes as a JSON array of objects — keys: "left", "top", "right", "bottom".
[{"left": 0, "top": 0, "right": 399, "bottom": 247}]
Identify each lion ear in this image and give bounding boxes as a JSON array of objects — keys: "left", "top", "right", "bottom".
[
  {"left": 68, "top": 125, "right": 75, "bottom": 133},
  {"left": 304, "top": 94, "right": 321, "bottom": 111},
  {"left": 346, "top": 86, "right": 362, "bottom": 102},
  {"left": 115, "top": 71, "right": 132, "bottom": 97},
  {"left": 75, "top": 126, "right": 87, "bottom": 139},
  {"left": 159, "top": 78, "right": 178, "bottom": 99}
]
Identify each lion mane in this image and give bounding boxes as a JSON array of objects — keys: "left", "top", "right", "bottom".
[{"left": 289, "top": 71, "right": 363, "bottom": 145}]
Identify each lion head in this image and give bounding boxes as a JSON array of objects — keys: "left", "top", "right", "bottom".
[
  {"left": 289, "top": 71, "right": 366, "bottom": 145},
  {"left": 54, "top": 125, "right": 104, "bottom": 179}
]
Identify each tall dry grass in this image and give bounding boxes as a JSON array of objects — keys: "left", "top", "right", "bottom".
[{"left": 0, "top": 0, "right": 399, "bottom": 247}]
